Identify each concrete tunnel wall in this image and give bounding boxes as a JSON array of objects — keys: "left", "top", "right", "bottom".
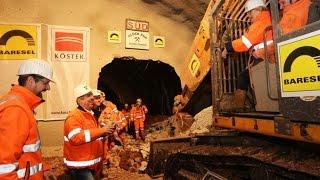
[{"left": 0, "top": 0, "right": 196, "bottom": 154}]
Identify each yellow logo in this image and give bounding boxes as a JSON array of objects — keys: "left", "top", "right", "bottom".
[
  {"left": 188, "top": 54, "right": 201, "bottom": 77},
  {"left": 154, "top": 36, "right": 165, "bottom": 48},
  {"left": 278, "top": 30, "right": 320, "bottom": 97},
  {"left": 108, "top": 31, "right": 121, "bottom": 43},
  {"left": 0, "top": 24, "right": 38, "bottom": 60}
]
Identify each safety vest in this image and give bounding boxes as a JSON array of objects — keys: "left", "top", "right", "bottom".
[
  {"left": 130, "top": 105, "right": 148, "bottom": 120},
  {"left": 63, "top": 107, "right": 104, "bottom": 170},
  {"left": 232, "top": 11, "right": 273, "bottom": 52},
  {"left": 0, "top": 85, "right": 46, "bottom": 179}
]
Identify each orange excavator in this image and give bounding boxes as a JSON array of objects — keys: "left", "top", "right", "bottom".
[{"left": 147, "top": 0, "right": 320, "bottom": 179}]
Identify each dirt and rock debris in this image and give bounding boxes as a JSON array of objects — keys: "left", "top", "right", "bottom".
[{"left": 43, "top": 110, "right": 213, "bottom": 179}]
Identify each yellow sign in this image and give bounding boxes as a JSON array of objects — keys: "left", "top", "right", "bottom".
[
  {"left": 108, "top": 31, "right": 121, "bottom": 43},
  {"left": 278, "top": 29, "right": 320, "bottom": 97},
  {"left": 188, "top": 54, "right": 201, "bottom": 77},
  {"left": 0, "top": 24, "right": 39, "bottom": 60},
  {"left": 154, "top": 36, "right": 165, "bottom": 48}
]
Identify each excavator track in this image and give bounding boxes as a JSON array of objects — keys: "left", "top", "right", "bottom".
[{"left": 147, "top": 130, "right": 320, "bottom": 179}]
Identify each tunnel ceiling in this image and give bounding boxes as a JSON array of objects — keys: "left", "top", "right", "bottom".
[
  {"left": 98, "top": 57, "right": 182, "bottom": 116},
  {"left": 140, "top": 0, "right": 210, "bottom": 32}
]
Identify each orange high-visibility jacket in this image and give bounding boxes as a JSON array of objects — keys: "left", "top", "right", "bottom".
[
  {"left": 130, "top": 105, "right": 148, "bottom": 121},
  {"left": 122, "top": 109, "right": 131, "bottom": 121},
  {"left": 280, "top": 0, "right": 311, "bottom": 34},
  {"left": 0, "top": 85, "right": 47, "bottom": 180},
  {"left": 226, "top": 11, "right": 273, "bottom": 53},
  {"left": 115, "top": 111, "right": 127, "bottom": 130},
  {"left": 63, "top": 107, "right": 105, "bottom": 170},
  {"left": 99, "top": 101, "right": 118, "bottom": 125},
  {"left": 254, "top": 0, "right": 311, "bottom": 63}
]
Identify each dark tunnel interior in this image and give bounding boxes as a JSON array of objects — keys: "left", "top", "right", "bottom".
[{"left": 97, "top": 57, "right": 182, "bottom": 116}]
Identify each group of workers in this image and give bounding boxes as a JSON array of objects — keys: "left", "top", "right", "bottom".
[
  {"left": 64, "top": 83, "right": 148, "bottom": 179},
  {"left": 0, "top": 59, "right": 148, "bottom": 179},
  {"left": 0, "top": 0, "right": 318, "bottom": 179}
]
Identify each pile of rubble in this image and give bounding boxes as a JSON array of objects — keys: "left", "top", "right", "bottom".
[
  {"left": 103, "top": 134, "right": 150, "bottom": 177},
  {"left": 187, "top": 106, "right": 213, "bottom": 134}
]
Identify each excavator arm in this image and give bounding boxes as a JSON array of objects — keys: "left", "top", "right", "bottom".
[{"left": 174, "top": 0, "right": 232, "bottom": 112}]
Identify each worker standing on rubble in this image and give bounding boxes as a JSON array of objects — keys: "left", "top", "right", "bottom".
[
  {"left": 221, "top": 0, "right": 273, "bottom": 110},
  {"left": 130, "top": 98, "right": 148, "bottom": 140},
  {"left": 63, "top": 83, "right": 114, "bottom": 180},
  {"left": 0, "top": 59, "right": 55, "bottom": 179},
  {"left": 253, "top": 0, "right": 312, "bottom": 61}
]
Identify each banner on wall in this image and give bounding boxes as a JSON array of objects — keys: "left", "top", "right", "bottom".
[
  {"left": 0, "top": 24, "right": 40, "bottom": 60},
  {"left": 46, "top": 25, "right": 90, "bottom": 120},
  {"left": 125, "top": 19, "right": 149, "bottom": 50},
  {"left": 0, "top": 23, "right": 43, "bottom": 116}
]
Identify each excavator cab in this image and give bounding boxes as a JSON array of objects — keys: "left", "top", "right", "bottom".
[
  {"left": 212, "top": 0, "right": 320, "bottom": 123},
  {"left": 147, "top": 0, "right": 320, "bottom": 179},
  {"left": 211, "top": 0, "right": 280, "bottom": 113}
]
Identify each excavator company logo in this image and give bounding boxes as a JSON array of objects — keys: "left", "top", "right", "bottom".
[
  {"left": 154, "top": 36, "right": 165, "bottom": 48},
  {"left": 54, "top": 32, "right": 85, "bottom": 61},
  {"left": 0, "top": 25, "right": 38, "bottom": 60},
  {"left": 278, "top": 30, "right": 320, "bottom": 97},
  {"left": 188, "top": 54, "right": 200, "bottom": 77},
  {"left": 108, "top": 31, "right": 121, "bottom": 43}
]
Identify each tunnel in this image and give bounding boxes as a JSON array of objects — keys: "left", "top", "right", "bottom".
[{"left": 97, "top": 57, "right": 182, "bottom": 116}]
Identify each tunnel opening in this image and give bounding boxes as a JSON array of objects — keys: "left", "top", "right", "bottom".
[{"left": 97, "top": 57, "right": 182, "bottom": 116}]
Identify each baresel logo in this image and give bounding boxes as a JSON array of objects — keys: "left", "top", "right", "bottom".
[
  {"left": 283, "top": 46, "right": 320, "bottom": 85},
  {"left": 278, "top": 29, "right": 320, "bottom": 97},
  {"left": 54, "top": 32, "right": 85, "bottom": 61},
  {"left": 0, "top": 27, "right": 38, "bottom": 60}
]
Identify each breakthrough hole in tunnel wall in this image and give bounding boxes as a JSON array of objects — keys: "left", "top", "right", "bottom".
[{"left": 97, "top": 56, "right": 182, "bottom": 116}]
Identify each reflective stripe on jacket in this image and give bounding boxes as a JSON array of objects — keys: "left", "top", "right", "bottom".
[
  {"left": 231, "top": 11, "right": 273, "bottom": 52},
  {"left": 63, "top": 107, "right": 105, "bottom": 170},
  {"left": 0, "top": 85, "right": 46, "bottom": 180}
]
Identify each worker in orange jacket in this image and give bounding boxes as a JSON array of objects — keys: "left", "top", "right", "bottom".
[
  {"left": 253, "top": 0, "right": 312, "bottom": 62},
  {"left": 221, "top": 0, "right": 273, "bottom": 110},
  {"left": 122, "top": 104, "right": 131, "bottom": 132},
  {"left": 130, "top": 98, "right": 148, "bottom": 140},
  {"left": 64, "top": 84, "right": 114, "bottom": 179},
  {"left": 94, "top": 93, "right": 124, "bottom": 164},
  {"left": 0, "top": 59, "right": 55, "bottom": 179}
]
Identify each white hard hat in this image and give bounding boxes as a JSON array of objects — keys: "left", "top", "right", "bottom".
[
  {"left": 92, "top": 89, "right": 101, "bottom": 96},
  {"left": 74, "top": 83, "right": 92, "bottom": 99},
  {"left": 245, "top": 0, "right": 266, "bottom": 12},
  {"left": 18, "top": 58, "right": 54, "bottom": 82}
]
